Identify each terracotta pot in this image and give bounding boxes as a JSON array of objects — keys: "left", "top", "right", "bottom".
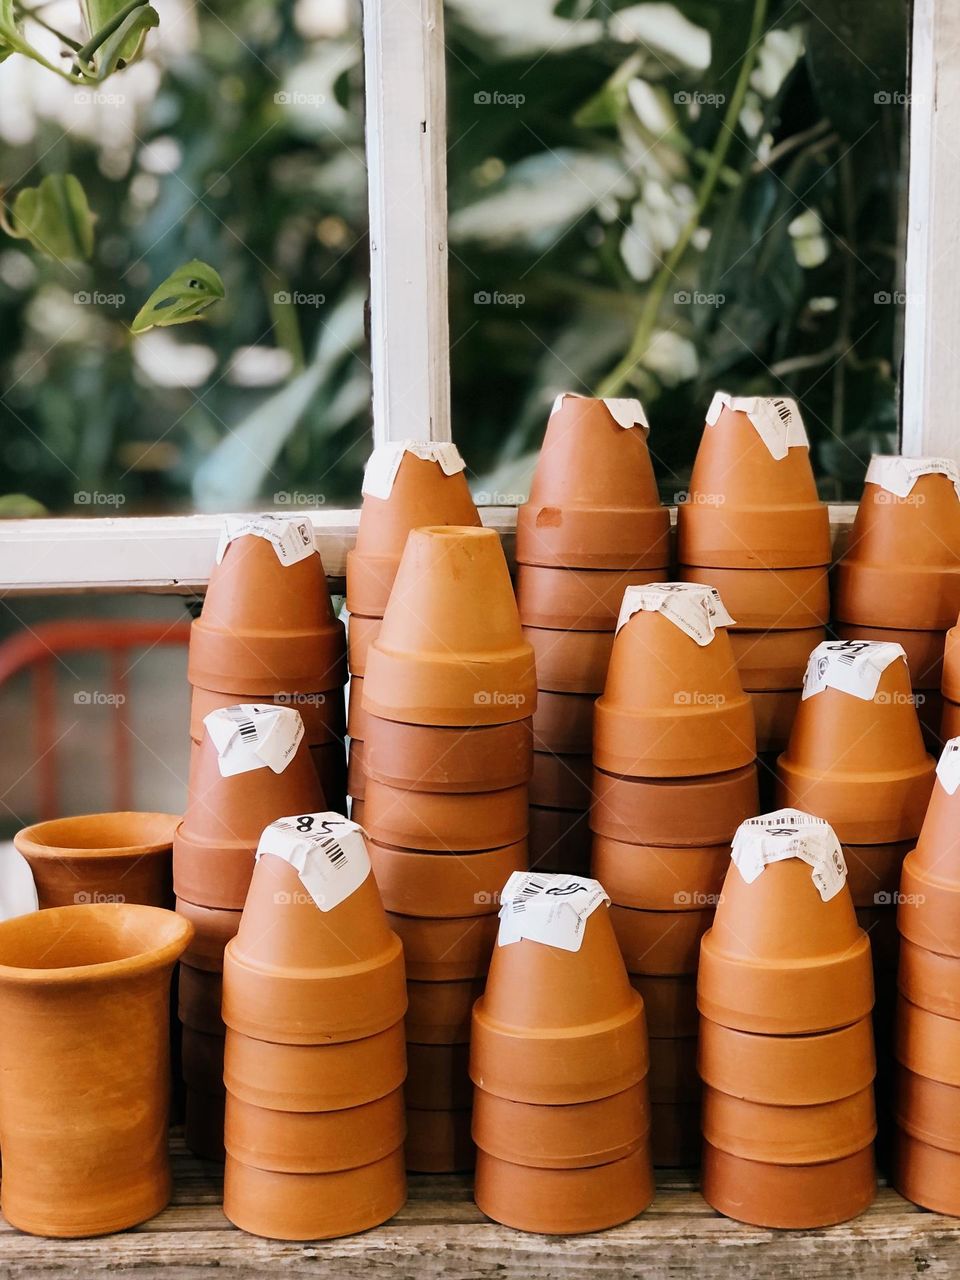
[
  {"left": 631, "top": 974, "right": 699, "bottom": 1037},
  {"left": 943, "top": 698, "right": 960, "bottom": 744},
  {"left": 178, "top": 961, "right": 223, "bottom": 1032},
  {"left": 14, "top": 811, "right": 177, "bottom": 910},
  {"left": 223, "top": 1022, "right": 407, "bottom": 1112},
  {"left": 895, "top": 995, "right": 960, "bottom": 1084},
  {"left": 729, "top": 628, "right": 824, "bottom": 690},
  {"left": 474, "top": 1147, "right": 654, "bottom": 1234},
  {"left": 346, "top": 739, "right": 366, "bottom": 801},
  {"left": 679, "top": 564, "right": 829, "bottom": 630},
  {"left": 529, "top": 805, "right": 592, "bottom": 876},
  {"left": 189, "top": 526, "right": 346, "bottom": 695},
  {"left": 918, "top": 690, "right": 947, "bottom": 756},
  {"left": 405, "top": 1107, "right": 475, "bottom": 1172},
  {"left": 181, "top": 1025, "right": 224, "bottom": 1093},
  {"left": 222, "top": 851, "right": 406, "bottom": 1045},
  {"left": 471, "top": 901, "right": 649, "bottom": 1104},
  {"left": 532, "top": 690, "right": 595, "bottom": 754},
  {"left": 363, "top": 716, "right": 533, "bottom": 793},
  {"left": 590, "top": 764, "right": 758, "bottom": 848},
  {"left": 523, "top": 625, "right": 614, "bottom": 694},
  {"left": 610, "top": 903, "right": 713, "bottom": 976},
  {"left": 650, "top": 1101, "right": 701, "bottom": 1168},
  {"left": 223, "top": 1149, "right": 406, "bottom": 1239},
  {"left": 369, "top": 841, "right": 525, "bottom": 918},
  {"left": 899, "top": 858, "right": 960, "bottom": 957},
  {"left": 405, "top": 978, "right": 485, "bottom": 1043},
  {"left": 405, "top": 1042, "right": 473, "bottom": 1109},
  {"left": 176, "top": 899, "right": 241, "bottom": 971},
  {"left": 0, "top": 902, "right": 192, "bottom": 1237},
  {"left": 363, "top": 781, "right": 528, "bottom": 852},
  {"left": 701, "top": 1141, "right": 875, "bottom": 1228},
  {"left": 350, "top": 798, "right": 365, "bottom": 825},
  {"left": 698, "top": 1015, "right": 876, "bottom": 1105},
  {"left": 843, "top": 841, "right": 911, "bottom": 909},
  {"left": 347, "top": 675, "right": 369, "bottom": 741},
  {"left": 347, "top": 446, "right": 481, "bottom": 618},
  {"left": 895, "top": 1066, "right": 960, "bottom": 1151},
  {"left": 894, "top": 1130, "right": 960, "bottom": 1216},
  {"left": 677, "top": 400, "right": 831, "bottom": 569},
  {"left": 776, "top": 658, "right": 935, "bottom": 844},
  {"left": 472, "top": 1081, "right": 650, "bottom": 1169},
  {"left": 530, "top": 751, "right": 592, "bottom": 809},
  {"left": 363, "top": 527, "right": 536, "bottom": 727},
  {"left": 346, "top": 610, "right": 381, "bottom": 678},
  {"left": 943, "top": 622, "right": 960, "bottom": 701},
  {"left": 857, "top": 904, "right": 901, "bottom": 974},
  {"left": 387, "top": 911, "right": 498, "bottom": 981},
  {"left": 185, "top": 1087, "right": 225, "bottom": 1162},
  {"left": 833, "top": 470, "right": 960, "bottom": 630},
  {"left": 836, "top": 623, "right": 945, "bottom": 690},
  {"left": 516, "top": 563, "right": 669, "bottom": 631},
  {"left": 593, "top": 838, "right": 728, "bottom": 911},
  {"left": 750, "top": 689, "right": 801, "bottom": 754},
  {"left": 698, "top": 856, "right": 874, "bottom": 1034},
  {"left": 594, "top": 608, "right": 755, "bottom": 778},
  {"left": 647, "top": 1036, "right": 700, "bottom": 1104},
  {"left": 189, "top": 685, "right": 345, "bottom": 747},
  {"left": 703, "top": 1085, "right": 876, "bottom": 1164}
]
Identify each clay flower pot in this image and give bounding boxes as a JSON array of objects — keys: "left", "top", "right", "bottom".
[
  {"left": 516, "top": 563, "right": 669, "bottom": 631},
  {"left": 0, "top": 902, "right": 192, "bottom": 1237},
  {"left": 530, "top": 751, "right": 593, "bottom": 810},
  {"left": 405, "top": 1042, "right": 473, "bottom": 1110},
  {"left": 14, "top": 811, "right": 177, "bottom": 909},
  {"left": 405, "top": 1108, "right": 475, "bottom": 1173},
  {"left": 594, "top": 585, "right": 755, "bottom": 778},
  {"left": 750, "top": 689, "right": 802, "bottom": 754},
  {"left": 346, "top": 442, "right": 480, "bottom": 618},
  {"left": 178, "top": 961, "right": 223, "bottom": 1031},
  {"left": 679, "top": 564, "right": 829, "bottom": 630},
  {"left": 609, "top": 903, "right": 714, "bottom": 975},
  {"left": 182, "top": 1025, "right": 225, "bottom": 1094},
  {"left": 363, "top": 780, "right": 529, "bottom": 851},
  {"left": 523, "top": 625, "right": 614, "bottom": 694},
  {"left": 897, "top": 744, "right": 960, "bottom": 954},
  {"left": 702, "top": 1085, "right": 877, "bottom": 1164},
  {"left": 369, "top": 840, "right": 527, "bottom": 918},
  {"left": 646, "top": 1035, "right": 700, "bottom": 1105},
  {"left": 776, "top": 642, "right": 935, "bottom": 843},
  {"left": 842, "top": 841, "right": 912, "bottom": 909},
  {"left": 189, "top": 685, "right": 345, "bottom": 747},
  {"left": 405, "top": 978, "right": 485, "bottom": 1043},
  {"left": 833, "top": 459, "right": 960, "bottom": 630},
  {"left": 387, "top": 911, "right": 499, "bottom": 981},
  {"left": 347, "top": 675, "right": 369, "bottom": 741},
  {"left": 590, "top": 764, "right": 759, "bottom": 847},
  {"left": 677, "top": 395, "right": 831, "bottom": 569},
  {"left": 529, "top": 806, "right": 592, "bottom": 876},
  {"left": 363, "top": 527, "right": 536, "bottom": 726},
  {"left": 729, "top": 627, "right": 824, "bottom": 690},
  {"left": 895, "top": 1066, "right": 960, "bottom": 1153},
  {"left": 895, "top": 995, "right": 960, "bottom": 1084},
  {"left": 532, "top": 690, "right": 595, "bottom": 754},
  {"left": 346, "top": 610, "right": 381, "bottom": 678},
  {"left": 632, "top": 973, "right": 699, "bottom": 1038},
  {"left": 702, "top": 1142, "right": 875, "bottom": 1228},
  {"left": 837, "top": 623, "right": 945, "bottom": 691},
  {"left": 894, "top": 1130, "right": 960, "bottom": 1216},
  {"left": 176, "top": 899, "right": 241, "bottom": 971},
  {"left": 188, "top": 516, "right": 346, "bottom": 695},
  {"left": 592, "top": 838, "right": 728, "bottom": 911},
  {"left": 363, "top": 716, "right": 533, "bottom": 793},
  {"left": 347, "top": 740, "right": 366, "bottom": 800},
  {"left": 515, "top": 394, "right": 669, "bottom": 571}
]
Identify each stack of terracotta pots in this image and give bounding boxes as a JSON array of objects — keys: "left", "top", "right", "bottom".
[
  {"left": 173, "top": 704, "right": 324, "bottom": 1159},
  {"left": 894, "top": 738, "right": 960, "bottom": 1212},
  {"left": 361, "top": 524, "right": 536, "bottom": 1172},
  {"left": 698, "top": 809, "right": 878, "bottom": 1227},
  {"left": 516, "top": 394, "right": 671, "bottom": 875},
  {"left": 471, "top": 872, "right": 654, "bottom": 1233},
  {"left": 834, "top": 457, "right": 960, "bottom": 755},
  {"left": 677, "top": 393, "right": 831, "bottom": 771},
  {"left": 590, "top": 582, "right": 758, "bottom": 1165},
  {"left": 188, "top": 514, "right": 348, "bottom": 810},
  {"left": 345, "top": 441, "right": 481, "bottom": 822},
  {"left": 221, "top": 813, "right": 408, "bottom": 1239}
]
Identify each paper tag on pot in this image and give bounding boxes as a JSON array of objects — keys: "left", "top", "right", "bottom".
[
  {"left": 551, "top": 392, "right": 650, "bottom": 433},
  {"left": 216, "top": 513, "right": 316, "bottom": 566},
  {"left": 705, "top": 392, "right": 808, "bottom": 459},
  {"left": 204, "top": 704, "right": 304, "bottom": 777},
  {"left": 0, "top": 842, "right": 38, "bottom": 923},
  {"left": 497, "top": 871, "right": 609, "bottom": 952},
  {"left": 865, "top": 454, "right": 960, "bottom": 501},
  {"left": 616, "top": 582, "right": 735, "bottom": 644},
  {"left": 732, "top": 809, "right": 847, "bottom": 902},
  {"left": 257, "top": 813, "right": 370, "bottom": 911},
  {"left": 801, "top": 639, "right": 907, "bottom": 702},
  {"left": 361, "top": 441, "right": 466, "bottom": 500},
  {"left": 936, "top": 738, "right": 960, "bottom": 796}
]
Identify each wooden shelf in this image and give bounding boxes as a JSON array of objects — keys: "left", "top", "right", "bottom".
[{"left": 1, "top": 1136, "right": 958, "bottom": 1276}]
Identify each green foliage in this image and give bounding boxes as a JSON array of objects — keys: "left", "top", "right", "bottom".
[
  {"left": 3, "top": 174, "right": 94, "bottom": 262},
  {"left": 130, "top": 260, "right": 225, "bottom": 334}
]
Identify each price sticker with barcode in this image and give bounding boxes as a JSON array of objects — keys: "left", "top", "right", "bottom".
[
  {"left": 705, "top": 392, "right": 808, "bottom": 459},
  {"left": 203, "top": 704, "right": 304, "bottom": 777},
  {"left": 732, "top": 809, "right": 847, "bottom": 902},
  {"left": 937, "top": 738, "right": 960, "bottom": 796},
  {"left": 801, "top": 639, "right": 907, "bottom": 702},
  {"left": 551, "top": 392, "right": 650, "bottom": 433},
  {"left": 866, "top": 455, "right": 960, "bottom": 501},
  {"left": 256, "top": 813, "right": 371, "bottom": 911},
  {"left": 497, "top": 871, "right": 610, "bottom": 952},
  {"left": 216, "top": 513, "right": 316, "bottom": 566},
  {"left": 616, "top": 581, "right": 736, "bottom": 644},
  {"left": 361, "top": 441, "right": 466, "bottom": 500}
]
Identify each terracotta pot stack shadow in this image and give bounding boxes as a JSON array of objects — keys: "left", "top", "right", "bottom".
[
  {"left": 188, "top": 514, "right": 348, "bottom": 811},
  {"left": 470, "top": 873, "right": 654, "bottom": 1233},
  {"left": 698, "top": 810, "right": 878, "bottom": 1228},
  {"left": 516, "top": 395, "right": 671, "bottom": 876},
  {"left": 677, "top": 393, "right": 830, "bottom": 781},
  {"left": 220, "top": 815, "right": 408, "bottom": 1239},
  {"left": 776, "top": 640, "right": 936, "bottom": 1154},
  {"left": 834, "top": 458, "right": 960, "bottom": 757},
  {"left": 589, "top": 582, "right": 758, "bottom": 1166},
  {"left": 893, "top": 739, "right": 960, "bottom": 1213},
  {"left": 173, "top": 704, "right": 325, "bottom": 1160},
  {"left": 361, "top": 524, "right": 537, "bottom": 1172},
  {"left": 345, "top": 442, "right": 482, "bottom": 823}
]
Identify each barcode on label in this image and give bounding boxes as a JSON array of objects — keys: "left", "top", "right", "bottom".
[
  {"left": 773, "top": 399, "right": 792, "bottom": 424},
  {"left": 237, "top": 719, "right": 258, "bottom": 740}
]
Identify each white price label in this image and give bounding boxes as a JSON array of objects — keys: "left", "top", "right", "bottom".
[
  {"left": 865, "top": 455, "right": 960, "bottom": 501},
  {"left": 361, "top": 440, "right": 466, "bottom": 500},
  {"left": 936, "top": 738, "right": 960, "bottom": 796},
  {"left": 216, "top": 514, "right": 316, "bottom": 566},
  {"left": 204, "top": 704, "right": 304, "bottom": 777},
  {"left": 801, "top": 639, "right": 907, "bottom": 702},
  {"left": 257, "top": 812, "right": 371, "bottom": 911},
  {"left": 706, "top": 391, "right": 808, "bottom": 459},
  {"left": 732, "top": 809, "right": 847, "bottom": 902},
  {"left": 616, "top": 581, "right": 736, "bottom": 644},
  {"left": 497, "top": 871, "right": 610, "bottom": 952},
  {"left": 551, "top": 391, "right": 650, "bottom": 432}
]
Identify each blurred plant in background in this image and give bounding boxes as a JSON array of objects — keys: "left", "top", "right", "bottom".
[{"left": 0, "top": 0, "right": 907, "bottom": 513}]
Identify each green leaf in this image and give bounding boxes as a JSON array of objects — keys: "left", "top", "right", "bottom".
[
  {"left": 131, "top": 260, "right": 226, "bottom": 334},
  {"left": 0, "top": 493, "right": 46, "bottom": 517},
  {"left": 5, "top": 174, "right": 95, "bottom": 262},
  {"left": 86, "top": 3, "right": 158, "bottom": 80}
]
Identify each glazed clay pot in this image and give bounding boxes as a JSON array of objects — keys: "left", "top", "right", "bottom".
[
  {"left": 530, "top": 751, "right": 592, "bottom": 810},
  {"left": 729, "top": 628, "right": 824, "bottom": 690},
  {"left": 679, "top": 564, "right": 830, "bottom": 629},
  {"left": 516, "top": 563, "right": 669, "bottom": 631},
  {"left": 363, "top": 781, "right": 529, "bottom": 852},
  {"left": 677, "top": 399, "right": 831, "bottom": 569},
  {"left": 405, "top": 1042, "right": 473, "bottom": 1109},
  {"left": 590, "top": 764, "right": 758, "bottom": 848},
  {"left": 750, "top": 689, "right": 802, "bottom": 754},
  {"left": 532, "top": 690, "right": 595, "bottom": 754},
  {"left": 370, "top": 841, "right": 526, "bottom": 918},
  {"left": 363, "top": 716, "right": 533, "bottom": 793},
  {"left": 837, "top": 623, "right": 945, "bottom": 690},
  {"left": 702, "top": 1142, "right": 875, "bottom": 1228},
  {"left": 473, "top": 1147, "right": 654, "bottom": 1234},
  {"left": 363, "top": 527, "right": 536, "bottom": 727},
  {"left": 189, "top": 685, "right": 345, "bottom": 748},
  {"left": 14, "top": 811, "right": 177, "bottom": 910},
  {"left": 529, "top": 805, "right": 592, "bottom": 876},
  {"left": 405, "top": 1107, "right": 475, "bottom": 1173},
  {"left": 346, "top": 445, "right": 481, "bottom": 618},
  {"left": 386, "top": 911, "right": 498, "bottom": 981},
  {"left": 894, "top": 1131, "right": 960, "bottom": 1216},
  {"left": 176, "top": 899, "right": 241, "bottom": 971},
  {"left": 523, "top": 625, "right": 614, "bottom": 694},
  {"left": 0, "top": 903, "right": 192, "bottom": 1237},
  {"left": 610, "top": 904, "right": 714, "bottom": 975},
  {"left": 594, "top": 609, "right": 755, "bottom": 778},
  {"left": 702, "top": 1085, "right": 876, "bottom": 1164},
  {"left": 346, "top": 610, "right": 381, "bottom": 678},
  {"left": 592, "top": 838, "right": 728, "bottom": 911},
  {"left": 405, "top": 978, "right": 485, "bottom": 1043},
  {"left": 188, "top": 523, "right": 346, "bottom": 695}
]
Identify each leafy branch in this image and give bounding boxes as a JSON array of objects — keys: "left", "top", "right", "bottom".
[{"left": 0, "top": 0, "right": 157, "bottom": 83}]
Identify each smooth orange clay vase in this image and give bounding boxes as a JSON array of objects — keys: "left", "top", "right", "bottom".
[
  {"left": 363, "top": 781, "right": 529, "bottom": 852},
  {"left": 222, "top": 849, "right": 406, "bottom": 1045},
  {"left": 532, "top": 690, "right": 595, "bottom": 754},
  {"left": 188, "top": 521, "right": 346, "bottom": 695},
  {"left": 894, "top": 1130, "right": 960, "bottom": 1217},
  {"left": 405, "top": 1043, "right": 473, "bottom": 1110},
  {"left": 776, "top": 654, "right": 935, "bottom": 844},
  {"left": 363, "top": 717, "right": 532, "bottom": 793},
  {"left": 474, "top": 1147, "right": 654, "bottom": 1234},
  {"left": 387, "top": 911, "right": 498, "bottom": 981},
  {"left": 729, "top": 628, "right": 824, "bottom": 690},
  {"left": 516, "top": 563, "right": 669, "bottom": 631},
  {"left": 594, "top": 607, "right": 755, "bottom": 778},
  {"left": 515, "top": 395, "right": 670, "bottom": 571},
  {"left": 369, "top": 840, "right": 526, "bottom": 918},
  {"left": 833, "top": 466, "right": 960, "bottom": 630},
  {"left": 528, "top": 806, "right": 592, "bottom": 876},
  {"left": 14, "top": 811, "right": 177, "bottom": 909},
  {"left": 176, "top": 899, "right": 241, "bottom": 971},
  {"left": 895, "top": 1066, "right": 960, "bottom": 1152},
  {"left": 632, "top": 974, "right": 699, "bottom": 1038},
  {"left": 610, "top": 904, "right": 714, "bottom": 976},
  {"left": 843, "top": 841, "right": 912, "bottom": 908},
  {"left": 702, "top": 1086, "right": 876, "bottom": 1164},
  {"left": 593, "top": 838, "right": 728, "bottom": 911},
  {"left": 347, "top": 445, "right": 481, "bottom": 619},
  {"left": 701, "top": 1142, "right": 875, "bottom": 1229},
  {"left": 677, "top": 398, "right": 831, "bottom": 569},
  {"left": 223, "top": 1148, "right": 406, "bottom": 1241},
  {"left": 405, "top": 1107, "right": 475, "bottom": 1173},
  {"left": 0, "top": 903, "right": 192, "bottom": 1237},
  {"left": 346, "top": 610, "right": 381, "bottom": 678},
  {"left": 405, "top": 978, "right": 485, "bottom": 1044},
  {"left": 363, "top": 527, "right": 536, "bottom": 726},
  {"left": 590, "top": 764, "right": 758, "bottom": 848},
  {"left": 530, "top": 751, "right": 593, "bottom": 810},
  {"left": 837, "top": 623, "right": 945, "bottom": 690},
  {"left": 523, "top": 625, "right": 614, "bottom": 694},
  {"left": 679, "top": 564, "right": 829, "bottom": 630},
  {"left": 189, "top": 685, "right": 345, "bottom": 747}
]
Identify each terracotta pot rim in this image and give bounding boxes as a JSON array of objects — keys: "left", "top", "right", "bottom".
[{"left": 14, "top": 811, "right": 180, "bottom": 860}]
